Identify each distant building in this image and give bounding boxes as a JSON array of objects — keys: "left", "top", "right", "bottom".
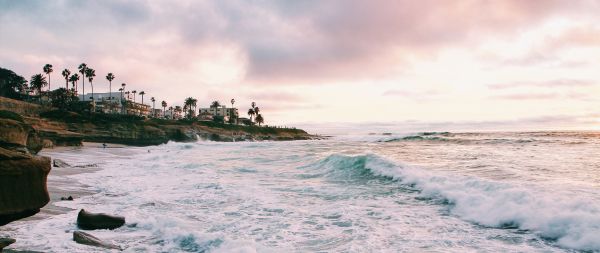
[
  {"left": 77, "top": 92, "right": 150, "bottom": 116},
  {"left": 78, "top": 92, "right": 122, "bottom": 103},
  {"left": 124, "top": 101, "right": 151, "bottom": 116},
  {"left": 163, "top": 109, "right": 182, "bottom": 120},
  {"left": 199, "top": 106, "right": 239, "bottom": 122},
  {"left": 151, "top": 109, "right": 162, "bottom": 118}
]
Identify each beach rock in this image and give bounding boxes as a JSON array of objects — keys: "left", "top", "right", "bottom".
[
  {"left": 0, "top": 119, "right": 28, "bottom": 147},
  {"left": 0, "top": 149, "right": 51, "bottom": 226},
  {"left": 0, "top": 238, "right": 16, "bottom": 250},
  {"left": 60, "top": 196, "right": 74, "bottom": 201},
  {"left": 53, "top": 158, "right": 70, "bottom": 168},
  {"left": 73, "top": 231, "right": 120, "bottom": 250},
  {"left": 77, "top": 209, "right": 125, "bottom": 230}
]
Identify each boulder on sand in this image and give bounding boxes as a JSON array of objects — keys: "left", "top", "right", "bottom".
[
  {"left": 73, "top": 231, "right": 120, "bottom": 250},
  {"left": 76, "top": 209, "right": 125, "bottom": 230},
  {"left": 52, "top": 158, "right": 70, "bottom": 168},
  {"left": 0, "top": 237, "right": 16, "bottom": 251}
]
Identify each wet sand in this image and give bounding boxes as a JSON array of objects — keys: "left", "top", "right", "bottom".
[
  {"left": 32, "top": 142, "right": 132, "bottom": 218},
  {"left": 0, "top": 142, "right": 134, "bottom": 252}
]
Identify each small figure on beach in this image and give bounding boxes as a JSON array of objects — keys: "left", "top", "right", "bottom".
[{"left": 102, "top": 143, "right": 107, "bottom": 149}]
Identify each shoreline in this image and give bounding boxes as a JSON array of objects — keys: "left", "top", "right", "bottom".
[{"left": 0, "top": 146, "right": 101, "bottom": 250}]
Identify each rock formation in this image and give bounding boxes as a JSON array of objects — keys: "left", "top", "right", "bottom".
[
  {"left": 73, "top": 231, "right": 120, "bottom": 250},
  {"left": 0, "top": 238, "right": 16, "bottom": 251},
  {"left": 0, "top": 117, "right": 51, "bottom": 226},
  {"left": 76, "top": 209, "right": 125, "bottom": 230}
]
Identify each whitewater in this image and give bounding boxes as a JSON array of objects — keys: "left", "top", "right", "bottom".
[{"left": 2, "top": 131, "right": 600, "bottom": 252}]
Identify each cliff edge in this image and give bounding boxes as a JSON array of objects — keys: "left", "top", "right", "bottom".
[{"left": 0, "top": 114, "right": 51, "bottom": 226}]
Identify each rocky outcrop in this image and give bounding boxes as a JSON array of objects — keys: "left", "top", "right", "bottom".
[
  {"left": 0, "top": 238, "right": 16, "bottom": 251},
  {"left": 73, "top": 231, "right": 120, "bottom": 250},
  {"left": 76, "top": 209, "right": 125, "bottom": 230},
  {"left": 0, "top": 97, "right": 317, "bottom": 147},
  {"left": 0, "top": 118, "right": 51, "bottom": 226},
  {"left": 0, "top": 118, "right": 43, "bottom": 154}
]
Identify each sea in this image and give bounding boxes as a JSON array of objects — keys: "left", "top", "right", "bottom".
[{"left": 3, "top": 130, "right": 600, "bottom": 252}]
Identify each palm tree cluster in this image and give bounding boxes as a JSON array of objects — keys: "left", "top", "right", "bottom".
[
  {"left": 25, "top": 62, "right": 167, "bottom": 116},
  {"left": 248, "top": 102, "right": 265, "bottom": 126},
  {"left": 16, "top": 63, "right": 268, "bottom": 126},
  {"left": 184, "top": 97, "right": 198, "bottom": 119}
]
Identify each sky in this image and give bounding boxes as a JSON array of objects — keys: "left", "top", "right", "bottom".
[{"left": 1, "top": 0, "right": 600, "bottom": 130}]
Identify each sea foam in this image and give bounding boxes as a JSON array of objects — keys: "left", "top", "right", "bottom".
[{"left": 312, "top": 154, "right": 600, "bottom": 251}]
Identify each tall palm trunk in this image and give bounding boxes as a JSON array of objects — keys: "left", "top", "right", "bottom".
[
  {"left": 90, "top": 81, "right": 94, "bottom": 103},
  {"left": 109, "top": 81, "right": 112, "bottom": 104},
  {"left": 81, "top": 77, "right": 85, "bottom": 100}
]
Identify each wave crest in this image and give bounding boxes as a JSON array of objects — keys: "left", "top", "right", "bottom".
[{"left": 304, "top": 154, "right": 600, "bottom": 251}]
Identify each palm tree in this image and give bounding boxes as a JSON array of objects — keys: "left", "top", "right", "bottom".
[
  {"left": 161, "top": 101, "right": 167, "bottom": 118},
  {"left": 192, "top": 98, "right": 198, "bottom": 112},
  {"left": 184, "top": 97, "right": 194, "bottom": 118},
  {"left": 139, "top": 91, "right": 145, "bottom": 105},
  {"left": 211, "top": 100, "right": 221, "bottom": 116},
  {"left": 120, "top": 83, "right": 127, "bottom": 112},
  {"left": 247, "top": 108, "right": 255, "bottom": 122},
  {"left": 69, "top": 74, "right": 79, "bottom": 93},
  {"left": 169, "top": 106, "right": 174, "bottom": 119},
  {"left": 255, "top": 114, "right": 264, "bottom": 126},
  {"left": 175, "top": 106, "right": 182, "bottom": 119},
  {"left": 78, "top": 63, "right": 87, "bottom": 99},
  {"left": 30, "top": 74, "right": 47, "bottom": 95},
  {"left": 43, "top": 64, "right": 53, "bottom": 91},
  {"left": 106, "top": 73, "right": 115, "bottom": 103},
  {"left": 85, "top": 68, "right": 96, "bottom": 102},
  {"left": 61, "top": 69, "right": 71, "bottom": 90},
  {"left": 229, "top": 98, "right": 237, "bottom": 124},
  {"left": 254, "top": 106, "right": 260, "bottom": 116},
  {"left": 151, "top": 97, "right": 156, "bottom": 117},
  {"left": 118, "top": 87, "right": 124, "bottom": 114},
  {"left": 251, "top": 101, "right": 256, "bottom": 109},
  {"left": 132, "top": 90, "right": 137, "bottom": 103}
]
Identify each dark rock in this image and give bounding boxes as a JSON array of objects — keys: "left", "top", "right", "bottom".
[
  {"left": 0, "top": 237, "right": 16, "bottom": 250},
  {"left": 72, "top": 231, "right": 120, "bottom": 250},
  {"left": 0, "top": 151, "right": 51, "bottom": 226},
  {"left": 53, "top": 159, "right": 70, "bottom": 168},
  {"left": 60, "top": 196, "right": 73, "bottom": 201},
  {"left": 25, "top": 128, "right": 43, "bottom": 155},
  {"left": 77, "top": 209, "right": 125, "bottom": 230}
]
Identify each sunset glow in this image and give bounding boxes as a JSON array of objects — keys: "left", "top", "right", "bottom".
[{"left": 1, "top": 0, "right": 600, "bottom": 129}]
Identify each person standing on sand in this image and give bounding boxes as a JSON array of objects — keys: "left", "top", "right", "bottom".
[{"left": 102, "top": 143, "right": 107, "bottom": 149}]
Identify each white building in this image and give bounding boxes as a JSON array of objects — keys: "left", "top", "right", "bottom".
[
  {"left": 78, "top": 92, "right": 122, "bottom": 103},
  {"left": 78, "top": 92, "right": 151, "bottom": 116},
  {"left": 198, "top": 106, "right": 239, "bottom": 122}
]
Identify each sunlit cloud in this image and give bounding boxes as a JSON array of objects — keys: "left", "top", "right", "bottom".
[{"left": 1, "top": 0, "right": 600, "bottom": 127}]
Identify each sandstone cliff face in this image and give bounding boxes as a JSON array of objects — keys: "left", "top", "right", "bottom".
[{"left": 0, "top": 118, "right": 51, "bottom": 226}]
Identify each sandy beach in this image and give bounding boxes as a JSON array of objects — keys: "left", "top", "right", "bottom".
[{"left": 1, "top": 143, "right": 112, "bottom": 226}]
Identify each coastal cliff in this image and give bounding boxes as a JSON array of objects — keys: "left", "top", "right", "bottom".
[
  {"left": 0, "top": 115, "right": 51, "bottom": 226},
  {"left": 0, "top": 97, "right": 315, "bottom": 147}
]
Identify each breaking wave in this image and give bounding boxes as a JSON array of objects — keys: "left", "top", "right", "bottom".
[{"left": 305, "top": 154, "right": 600, "bottom": 251}]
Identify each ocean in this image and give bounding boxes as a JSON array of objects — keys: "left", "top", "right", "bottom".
[{"left": 3, "top": 131, "right": 600, "bottom": 252}]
